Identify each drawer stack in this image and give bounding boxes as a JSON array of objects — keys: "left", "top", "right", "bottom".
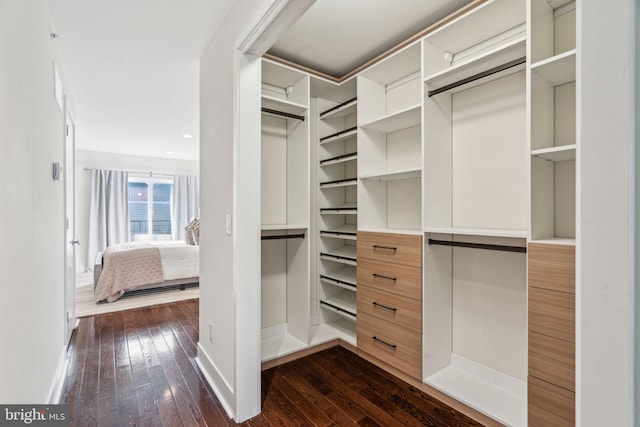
[
  {"left": 356, "top": 231, "right": 422, "bottom": 379},
  {"left": 527, "top": 243, "right": 575, "bottom": 426}
]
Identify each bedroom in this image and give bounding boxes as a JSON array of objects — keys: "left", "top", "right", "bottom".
[{"left": 0, "top": 0, "right": 636, "bottom": 426}]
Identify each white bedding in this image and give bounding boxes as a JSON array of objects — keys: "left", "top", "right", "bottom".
[{"left": 148, "top": 241, "right": 199, "bottom": 280}]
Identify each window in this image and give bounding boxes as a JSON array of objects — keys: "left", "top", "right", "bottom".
[{"left": 128, "top": 178, "right": 173, "bottom": 241}]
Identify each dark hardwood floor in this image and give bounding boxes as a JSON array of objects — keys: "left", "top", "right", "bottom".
[{"left": 60, "top": 299, "right": 483, "bottom": 426}]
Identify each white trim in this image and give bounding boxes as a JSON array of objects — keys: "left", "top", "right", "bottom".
[
  {"left": 46, "top": 345, "right": 69, "bottom": 404},
  {"left": 196, "top": 343, "right": 235, "bottom": 419},
  {"left": 236, "top": 0, "right": 316, "bottom": 57}
]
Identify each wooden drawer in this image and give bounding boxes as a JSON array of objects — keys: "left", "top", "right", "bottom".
[
  {"left": 528, "top": 243, "right": 575, "bottom": 294},
  {"left": 357, "top": 232, "right": 422, "bottom": 267},
  {"left": 528, "top": 376, "right": 575, "bottom": 426},
  {"left": 357, "top": 258, "right": 421, "bottom": 299},
  {"left": 529, "top": 287, "right": 575, "bottom": 343},
  {"left": 357, "top": 312, "right": 421, "bottom": 379},
  {"left": 529, "top": 331, "right": 575, "bottom": 392},
  {"left": 357, "top": 285, "right": 421, "bottom": 332}
]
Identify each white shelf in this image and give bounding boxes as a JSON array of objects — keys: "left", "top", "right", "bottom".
[
  {"left": 320, "top": 152, "right": 357, "bottom": 167},
  {"left": 261, "top": 95, "right": 307, "bottom": 116},
  {"left": 319, "top": 178, "right": 357, "bottom": 189},
  {"left": 319, "top": 245, "right": 357, "bottom": 266},
  {"left": 529, "top": 237, "right": 576, "bottom": 245},
  {"left": 320, "top": 98, "right": 357, "bottom": 120},
  {"left": 359, "top": 104, "right": 421, "bottom": 133},
  {"left": 531, "top": 49, "right": 576, "bottom": 87},
  {"left": 425, "top": 355, "right": 526, "bottom": 427},
  {"left": 360, "top": 168, "right": 421, "bottom": 182},
  {"left": 320, "top": 127, "right": 357, "bottom": 145},
  {"left": 424, "top": 0, "right": 525, "bottom": 55},
  {"left": 424, "top": 33, "right": 526, "bottom": 96},
  {"left": 424, "top": 227, "right": 528, "bottom": 239},
  {"left": 320, "top": 290, "right": 357, "bottom": 319},
  {"left": 261, "top": 330, "right": 307, "bottom": 362},
  {"left": 320, "top": 204, "right": 357, "bottom": 215},
  {"left": 531, "top": 144, "right": 576, "bottom": 162},
  {"left": 261, "top": 224, "right": 308, "bottom": 231},
  {"left": 319, "top": 266, "right": 357, "bottom": 291},
  {"left": 359, "top": 227, "right": 423, "bottom": 236},
  {"left": 309, "top": 319, "right": 356, "bottom": 347},
  {"left": 320, "top": 224, "right": 358, "bottom": 241}
]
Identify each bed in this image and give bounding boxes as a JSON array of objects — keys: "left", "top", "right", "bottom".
[{"left": 93, "top": 241, "right": 199, "bottom": 302}]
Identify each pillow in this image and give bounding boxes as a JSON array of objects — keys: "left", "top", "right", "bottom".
[
  {"left": 192, "top": 220, "right": 200, "bottom": 246},
  {"left": 184, "top": 218, "right": 197, "bottom": 245}
]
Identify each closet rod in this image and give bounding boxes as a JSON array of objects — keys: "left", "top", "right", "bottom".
[
  {"left": 261, "top": 107, "right": 305, "bottom": 121},
  {"left": 261, "top": 233, "right": 305, "bottom": 241},
  {"left": 428, "top": 238, "right": 526, "bottom": 253},
  {"left": 320, "top": 126, "right": 357, "bottom": 142},
  {"left": 427, "top": 56, "right": 526, "bottom": 97},
  {"left": 319, "top": 96, "right": 357, "bottom": 118}
]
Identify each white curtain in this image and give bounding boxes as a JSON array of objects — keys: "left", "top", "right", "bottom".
[
  {"left": 87, "top": 169, "right": 129, "bottom": 271},
  {"left": 172, "top": 175, "right": 200, "bottom": 240}
]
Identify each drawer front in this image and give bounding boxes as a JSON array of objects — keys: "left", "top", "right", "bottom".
[
  {"left": 529, "top": 332, "right": 575, "bottom": 392},
  {"left": 357, "top": 285, "right": 421, "bottom": 332},
  {"left": 528, "top": 376, "right": 575, "bottom": 427},
  {"left": 357, "top": 232, "right": 422, "bottom": 267},
  {"left": 528, "top": 243, "right": 575, "bottom": 294},
  {"left": 357, "top": 312, "right": 421, "bottom": 379},
  {"left": 357, "top": 258, "right": 421, "bottom": 299},
  {"left": 529, "top": 287, "right": 575, "bottom": 343}
]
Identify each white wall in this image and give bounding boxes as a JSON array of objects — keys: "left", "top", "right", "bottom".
[
  {"left": 578, "top": 0, "right": 636, "bottom": 425},
  {"left": 198, "top": 0, "right": 264, "bottom": 421},
  {"left": 0, "top": 0, "right": 69, "bottom": 403},
  {"left": 75, "top": 149, "right": 198, "bottom": 272}
]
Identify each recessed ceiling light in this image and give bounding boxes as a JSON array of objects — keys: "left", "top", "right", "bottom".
[
  {"left": 182, "top": 133, "right": 193, "bottom": 139},
  {"left": 165, "top": 151, "right": 174, "bottom": 155}
]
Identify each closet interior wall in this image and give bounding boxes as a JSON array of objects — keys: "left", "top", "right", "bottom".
[{"left": 260, "top": 60, "right": 311, "bottom": 361}]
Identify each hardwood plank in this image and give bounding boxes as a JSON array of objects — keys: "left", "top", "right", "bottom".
[{"left": 62, "top": 300, "right": 485, "bottom": 427}]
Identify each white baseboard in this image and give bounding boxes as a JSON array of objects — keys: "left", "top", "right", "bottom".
[
  {"left": 46, "top": 345, "right": 69, "bottom": 404},
  {"left": 196, "top": 342, "right": 235, "bottom": 420}
]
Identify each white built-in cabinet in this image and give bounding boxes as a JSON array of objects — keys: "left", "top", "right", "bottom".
[
  {"left": 257, "top": 0, "right": 579, "bottom": 424},
  {"left": 421, "top": 1, "right": 528, "bottom": 425},
  {"left": 260, "top": 60, "right": 311, "bottom": 361},
  {"left": 315, "top": 80, "right": 359, "bottom": 344}
]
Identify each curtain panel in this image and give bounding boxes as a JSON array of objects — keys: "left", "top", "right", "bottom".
[
  {"left": 172, "top": 175, "right": 200, "bottom": 240},
  {"left": 87, "top": 169, "right": 129, "bottom": 271}
]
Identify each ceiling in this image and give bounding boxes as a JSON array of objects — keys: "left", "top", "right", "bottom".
[{"left": 48, "top": 0, "right": 472, "bottom": 161}]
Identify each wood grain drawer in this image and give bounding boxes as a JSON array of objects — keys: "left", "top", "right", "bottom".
[
  {"left": 357, "top": 285, "right": 421, "bottom": 332},
  {"left": 357, "top": 312, "right": 421, "bottom": 379},
  {"left": 529, "top": 287, "right": 575, "bottom": 343},
  {"left": 529, "top": 332, "right": 575, "bottom": 392},
  {"left": 357, "top": 258, "right": 421, "bottom": 299},
  {"left": 528, "top": 376, "right": 575, "bottom": 426},
  {"left": 357, "top": 232, "right": 422, "bottom": 267},
  {"left": 528, "top": 243, "right": 575, "bottom": 294}
]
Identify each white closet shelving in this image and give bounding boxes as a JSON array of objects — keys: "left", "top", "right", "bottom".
[
  {"left": 358, "top": 43, "right": 423, "bottom": 233},
  {"left": 422, "top": 0, "right": 528, "bottom": 425},
  {"left": 260, "top": 59, "right": 311, "bottom": 362},
  {"left": 530, "top": 0, "right": 577, "bottom": 244},
  {"left": 316, "top": 85, "right": 359, "bottom": 345}
]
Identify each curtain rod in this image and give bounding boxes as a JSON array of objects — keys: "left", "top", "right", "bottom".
[{"left": 83, "top": 167, "right": 177, "bottom": 178}]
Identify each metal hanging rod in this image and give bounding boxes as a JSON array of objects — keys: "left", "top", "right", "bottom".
[
  {"left": 320, "top": 126, "right": 357, "bottom": 142},
  {"left": 319, "top": 97, "right": 357, "bottom": 118},
  {"left": 428, "top": 56, "right": 526, "bottom": 97},
  {"left": 428, "top": 238, "right": 526, "bottom": 253},
  {"left": 261, "top": 233, "right": 305, "bottom": 241},
  {"left": 261, "top": 107, "right": 305, "bottom": 121}
]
